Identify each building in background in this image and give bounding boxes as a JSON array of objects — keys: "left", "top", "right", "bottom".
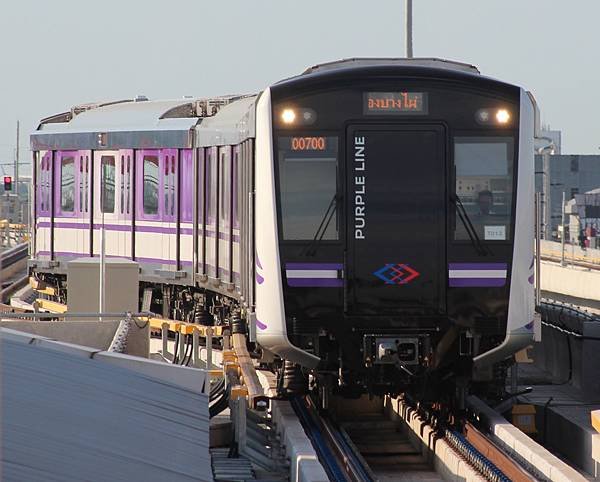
[{"left": 535, "top": 154, "right": 600, "bottom": 238}]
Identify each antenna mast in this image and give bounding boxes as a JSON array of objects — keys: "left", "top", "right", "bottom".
[{"left": 405, "top": 0, "right": 414, "bottom": 58}]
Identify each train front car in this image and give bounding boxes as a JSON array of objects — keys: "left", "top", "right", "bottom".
[{"left": 255, "top": 59, "right": 535, "bottom": 401}]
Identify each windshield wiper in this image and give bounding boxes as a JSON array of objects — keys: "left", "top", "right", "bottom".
[
  {"left": 451, "top": 195, "right": 491, "bottom": 256},
  {"left": 300, "top": 194, "right": 337, "bottom": 257}
]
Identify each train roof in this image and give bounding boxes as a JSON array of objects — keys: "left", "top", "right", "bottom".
[
  {"left": 302, "top": 57, "right": 480, "bottom": 75},
  {"left": 31, "top": 94, "right": 257, "bottom": 151},
  {"left": 273, "top": 57, "right": 520, "bottom": 98}
]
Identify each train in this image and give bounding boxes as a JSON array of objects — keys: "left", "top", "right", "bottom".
[{"left": 30, "top": 58, "right": 537, "bottom": 402}]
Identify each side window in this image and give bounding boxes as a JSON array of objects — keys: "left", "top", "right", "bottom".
[
  {"left": 120, "top": 155, "right": 125, "bottom": 214},
  {"left": 208, "top": 149, "right": 217, "bottom": 225},
  {"left": 126, "top": 155, "right": 131, "bottom": 214},
  {"left": 143, "top": 156, "right": 159, "bottom": 215},
  {"left": 570, "top": 156, "right": 579, "bottom": 173},
  {"left": 233, "top": 147, "right": 239, "bottom": 228},
  {"left": 181, "top": 151, "right": 193, "bottom": 223},
  {"left": 38, "top": 153, "right": 50, "bottom": 214},
  {"left": 454, "top": 137, "right": 514, "bottom": 241},
  {"left": 162, "top": 154, "right": 176, "bottom": 219},
  {"left": 60, "top": 156, "right": 75, "bottom": 213},
  {"left": 79, "top": 154, "right": 89, "bottom": 214},
  {"left": 101, "top": 155, "right": 115, "bottom": 213},
  {"left": 79, "top": 155, "right": 84, "bottom": 212},
  {"left": 84, "top": 155, "right": 89, "bottom": 213},
  {"left": 219, "top": 149, "right": 231, "bottom": 225}
]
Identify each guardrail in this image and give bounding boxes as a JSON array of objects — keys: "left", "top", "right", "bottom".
[{"left": 0, "top": 243, "right": 28, "bottom": 270}]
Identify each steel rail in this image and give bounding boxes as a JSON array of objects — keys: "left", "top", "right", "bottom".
[
  {"left": 464, "top": 422, "right": 534, "bottom": 482},
  {"left": 290, "top": 396, "right": 353, "bottom": 482}
]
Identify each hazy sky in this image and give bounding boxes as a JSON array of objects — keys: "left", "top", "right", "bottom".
[{"left": 1, "top": 0, "right": 599, "bottom": 176}]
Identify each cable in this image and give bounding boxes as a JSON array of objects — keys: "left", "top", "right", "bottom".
[
  {"left": 209, "top": 391, "right": 229, "bottom": 418},
  {"left": 172, "top": 332, "right": 180, "bottom": 364}
]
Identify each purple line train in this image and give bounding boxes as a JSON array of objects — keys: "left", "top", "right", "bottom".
[{"left": 30, "top": 58, "right": 538, "bottom": 403}]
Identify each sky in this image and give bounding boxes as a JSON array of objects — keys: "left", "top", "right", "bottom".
[{"left": 1, "top": 0, "right": 599, "bottom": 177}]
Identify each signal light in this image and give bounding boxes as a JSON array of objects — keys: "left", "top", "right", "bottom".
[{"left": 3, "top": 176, "right": 12, "bottom": 191}]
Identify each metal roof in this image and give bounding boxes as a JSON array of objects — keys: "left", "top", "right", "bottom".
[
  {"left": 0, "top": 333, "right": 212, "bottom": 481},
  {"left": 195, "top": 95, "right": 257, "bottom": 147},
  {"left": 302, "top": 57, "right": 480, "bottom": 75},
  {"left": 30, "top": 95, "right": 258, "bottom": 150},
  {"left": 37, "top": 99, "right": 201, "bottom": 134}
]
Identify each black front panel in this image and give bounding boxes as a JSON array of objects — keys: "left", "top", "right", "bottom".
[
  {"left": 271, "top": 67, "right": 521, "bottom": 346},
  {"left": 347, "top": 125, "right": 446, "bottom": 316}
]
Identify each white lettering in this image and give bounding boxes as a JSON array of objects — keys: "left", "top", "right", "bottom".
[{"left": 354, "top": 136, "right": 366, "bottom": 240}]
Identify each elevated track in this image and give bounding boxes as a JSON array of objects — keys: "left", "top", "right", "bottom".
[{"left": 0, "top": 242, "right": 28, "bottom": 307}]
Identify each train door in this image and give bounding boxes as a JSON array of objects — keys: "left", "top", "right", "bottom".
[
  {"left": 76, "top": 151, "right": 91, "bottom": 255},
  {"left": 197, "top": 149, "right": 206, "bottom": 277},
  {"left": 36, "top": 151, "right": 53, "bottom": 259},
  {"left": 117, "top": 150, "right": 133, "bottom": 257},
  {"left": 54, "top": 151, "right": 78, "bottom": 256},
  {"left": 92, "top": 151, "right": 119, "bottom": 257},
  {"left": 345, "top": 125, "right": 446, "bottom": 316},
  {"left": 179, "top": 150, "right": 194, "bottom": 273},
  {"left": 161, "top": 149, "right": 178, "bottom": 268}
]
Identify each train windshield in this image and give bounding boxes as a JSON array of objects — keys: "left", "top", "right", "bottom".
[
  {"left": 277, "top": 136, "right": 338, "bottom": 241},
  {"left": 454, "top": 137, "right": 514, "bottom": 241}
]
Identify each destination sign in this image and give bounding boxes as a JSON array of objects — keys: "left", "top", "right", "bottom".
[{"left": 364, "top": 92, "right": 428, "bottom": 115}]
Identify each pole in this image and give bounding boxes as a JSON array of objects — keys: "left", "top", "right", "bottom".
[
  {"left": 561, "top": 191, "right": 566, "bottom": 266},
  {"left": 15, "top": 121, "right": 19, "bottom": 194},
  {"left": 99, "top": 168, "right": 105, "bottom": 319},
  {"left": 535, "top": 193, "right": 542, "bottom": 305},
  {"left": 405, "top": 0, "right": 413, "bottom": 58},
  {"left": 542, "top": 150, "right": 551, "bottom": 239}
]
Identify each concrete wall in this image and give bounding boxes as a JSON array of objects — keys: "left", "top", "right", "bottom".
[
  {"left": 0, "top": 320, "right": 149, "bottom": 357},
  {"left": 540, "top": 260, "right": 600, "bottom": 302},
  {"left": 541, "top": 239, "right": 600, "bottom": 265}
]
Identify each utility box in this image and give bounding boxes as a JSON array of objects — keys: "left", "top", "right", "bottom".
[
  {"left": 66, "top": 257, "right": 147, "bottom": 357},
  {"left": 67, "top": 257, "right": 139, "bottom": 314}
]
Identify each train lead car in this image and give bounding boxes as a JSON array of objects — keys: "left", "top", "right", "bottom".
[{"left": 30, "top": 58, "right": 536, "bottom": 402}]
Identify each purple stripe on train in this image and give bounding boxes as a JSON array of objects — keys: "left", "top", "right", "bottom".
[
  {"left": 448, "top": 262, "right": 508, "bottom": 288},
  {"left": 256, "top": 318, "right": 267, "bottom": 330},
  {"left": 285, "top": 262, "right": 343, "bottom": 288},
  {"left": 38, "top": 221, "right": 240, "bottom": 241}
]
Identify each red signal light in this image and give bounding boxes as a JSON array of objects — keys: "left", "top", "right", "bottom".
[{"left": 3, "top": 176, "right": 12, "bottom": 191}]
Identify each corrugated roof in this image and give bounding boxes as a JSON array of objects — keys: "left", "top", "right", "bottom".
[{"left": 0, "top": 335, "right": 212, "bottom": 481}]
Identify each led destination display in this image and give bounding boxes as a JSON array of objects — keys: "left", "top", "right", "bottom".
[{"left": 364, "top": 92, "right": 428, "bottom": 115}]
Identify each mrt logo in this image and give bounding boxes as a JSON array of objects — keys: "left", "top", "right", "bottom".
[{"left": 373, "top": 264, "right": 420, "bottom": 285}]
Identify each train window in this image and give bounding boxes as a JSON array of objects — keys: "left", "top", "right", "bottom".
[
  {"left": 60, "top": 156, "right": 75, "bottom": 213},
  {"left": 120, "top": 155, "right": 125, "bottom": 214},
  {"left": 39, "top": 154, "right": 51, "bottom": 213},
  {"left": 219, "top": 150, "right": 231, "bottom": 225},
  {"left": 170, "top": 155, "right": 176, "bottom": 217},
  {"left": 79, "top": 156, "right": 84, "bottom": 212},
  {"left": 208, "top": 149, "right": 217, "bottom": 224},
  {"left": 453, "top": 137, "right": 514, "bottom": 241},
  {"left": 277, "top": 136, "right": 339, "bottom": 240},
  {"left": 233, "top": 148, "right": 239, "bottom": 228},
  {"left": 126, "top": 155, "right": 131, "bottom": 214},
  {"left": 85, "top": 155, "right": 89, "bottom": 213},
  {"left": 143, "top": 156, "right": 159, "bottom": 215},
  {"left": 101, "top": 156, "right": 115, "bottom": 213},
  {"left": 79, "top": 155, "right": 89, "bottom": 214}
]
